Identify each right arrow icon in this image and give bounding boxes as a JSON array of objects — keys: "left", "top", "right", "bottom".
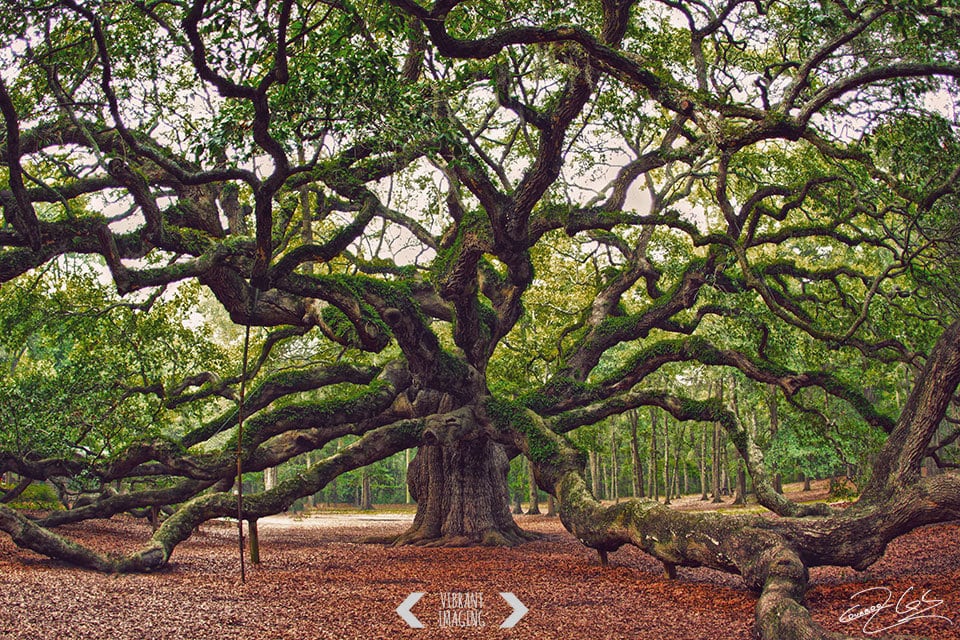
[{"left": 499, "top": 592, "right": 528, "bottom": 628}]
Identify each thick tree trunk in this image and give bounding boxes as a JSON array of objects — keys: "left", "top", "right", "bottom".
[{"left": 392, "top": 436, "right": 534, "bottom": 546}]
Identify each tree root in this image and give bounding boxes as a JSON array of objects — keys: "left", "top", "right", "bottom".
[{"left": 382, "top": 522, "right": 539, "bottom": 547}]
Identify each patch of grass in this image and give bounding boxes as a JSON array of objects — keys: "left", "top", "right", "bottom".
[{"left": 2, "top": 482, "right": 63, "bottom": 511}]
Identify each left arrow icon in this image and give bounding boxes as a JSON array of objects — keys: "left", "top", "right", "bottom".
[{"left": 397, "top": 592, "right": 426, "bottom": 628}]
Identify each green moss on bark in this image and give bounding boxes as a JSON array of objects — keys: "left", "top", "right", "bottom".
[{"left": 486, "top": 397, "right": 559, "bottom": 463}]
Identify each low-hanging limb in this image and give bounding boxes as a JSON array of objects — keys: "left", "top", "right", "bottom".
[
  {"left": 548, "top": 387, "right": 832, "bottom": 519},
  {"left": 0, "top": 417, "right": 424, "bottom": 572},
  {"left": 2, "top": 361, "right": 412, "bottom": 538},
  {"left": 478, "top": 320, "right": 960, "bottom": 640},
  {"left": 35, "top": 479, "right": 215, "bottom": 528}
]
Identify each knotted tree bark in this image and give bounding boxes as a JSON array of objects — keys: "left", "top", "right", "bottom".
[{"left": 390, "top": 408, "right": 535, "bottom": 546}]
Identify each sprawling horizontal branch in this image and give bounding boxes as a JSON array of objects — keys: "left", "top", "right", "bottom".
[
  {"left": 36, "top": 479, "right": 214, "bottom": 528},
  {"left": 181, "top": 362, "right": 382, "bottom": 447},
  {"left": 560, "top": 258, "right": 713, "bottom": 379},
  {"left": 532, "top": 334, "right": 894, "bottom": 436},
  {"left": 0, "top": 417, "right": 424, "bottom": 572},
  {"left": 483, "top": 420, "right": 958, "bottom": 639}
]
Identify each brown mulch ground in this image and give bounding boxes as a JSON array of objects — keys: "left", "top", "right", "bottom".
[{"left": 0, "top": 495, "right": 958, "bottom": 639}]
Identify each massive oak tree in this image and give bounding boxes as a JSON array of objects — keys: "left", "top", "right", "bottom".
[{"left": 1, "top": 0, "right": 960, "bottom": 637}]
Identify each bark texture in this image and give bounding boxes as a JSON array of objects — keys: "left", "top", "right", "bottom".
[{"left": 392, "top": 410, "right": 534, "bottom": 546}]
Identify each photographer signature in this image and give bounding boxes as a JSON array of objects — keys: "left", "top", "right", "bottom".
[{"left": 839, "top": 586, "right": 954, "bottom": 635}]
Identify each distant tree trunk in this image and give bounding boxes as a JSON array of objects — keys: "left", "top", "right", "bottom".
[
  {"left": 263, "top": 467, "right": 278, "bottom": 492},
  {"left": 602, "top": 458, "right": 611, "bottom": 501},
  {"left": 405, "top": 449, "right": 412, "bottom": 504},
  {"left": 610, "top": 422, "right": 620, "bottom": 504},
  {"left": 670, "top": 421, "right": 687, "bottom": 500},
  {"left": 699, "top": 424, "right": 709, "bottom": 501},
  {"left": 711, "top": 422, "right": 723, "bottom": 503},
  {"left": 682, "top": 454, "right": 689, "bottom": 497},
  {"left": 329, "top": 439, "right": 341, "bottom": 506},
  {"left": 802, "top": 472, "right": 812, "bottom": 492},
  {"left": 628, "top": 410, "right": 644, "bottom": 498},
  {"left": 711, "top": 380, "right": 724, "bottom": 503},
  {"left": 648, "top": 408, "right": 659, "bottom": 501},
  {"left": 769, "top": 386, "right": 783, "bottom": 494},
  {"left": 589, "top": 449, "right": 602, "bottom": 499},
  {"left": 512, "top": 488, "right": 523, "bottom": 515},
  {"left": 731, "top": 385, "right": 747, "bottom": 506},
  {"left": 545, "top": 494, "right": 556, "bottom": 517},
  {"left": 722, "top": 443, "right": 730, "bottom": 496},
  {"left": 733, "top": 462, "right": 747, "bottom": 506},
  {"left": 526, "top": 458, "right": 541, "bottom": 515},
  {"left": 304, "top": 454, "right": 316, "bottom": 509},
  {"left": 360, "top": 468, "right": 373, "bottom": 511},
  {"left": 663, "top": 414, "right": 671, "bottom": 506}
]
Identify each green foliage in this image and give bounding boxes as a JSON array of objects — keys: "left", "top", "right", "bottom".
[
  {"left": 0, "top": 261, "right": 229, "bottom": 464},
  {"left": 2, "top": 482, "right": 63, "bottom": 511}
]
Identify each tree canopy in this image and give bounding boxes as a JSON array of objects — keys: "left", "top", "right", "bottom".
[{"left": 2, "top": 0, "right": 960, "bottom": 637}]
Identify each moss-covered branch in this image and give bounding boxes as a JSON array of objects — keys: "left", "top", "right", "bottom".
[
  {"left": 181, "top": 363, "right": 381, "bottom": 447},
  {"left": 480, "top": 394, "right": 960, "bottom": 640},
  {"left": 0, "top": 418, "right": 424, "bottom": 572},
  {"left": 529, "top": 335, "right": 895, "bottom": 433},
  {"left": 36, "top": 479, "right": 214, "bottom": 528}
]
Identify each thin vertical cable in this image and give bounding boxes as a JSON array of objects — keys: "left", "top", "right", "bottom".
[{"left": 235, "top": 293, "right": 256, "bottom": 583}]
